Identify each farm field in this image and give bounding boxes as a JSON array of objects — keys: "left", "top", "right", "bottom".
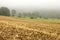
[{"left": 0, "top": 16, "right": 60, "bottom": 40}]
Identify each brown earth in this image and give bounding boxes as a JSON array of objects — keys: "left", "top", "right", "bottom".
[{"left": 0, "top": 16, "right": 60, "bottom": 40}]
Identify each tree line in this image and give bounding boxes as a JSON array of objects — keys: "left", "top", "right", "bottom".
[
  {"left": 0, "top": 7, "right": 60, "bottom": 19},
  {"left": 0, "top": 7, "right": 41, "bottom": 19}
]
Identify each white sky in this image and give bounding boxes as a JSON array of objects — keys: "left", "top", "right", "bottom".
[{"left": 0, "top": 0, "right": 60, "bottom": 10}]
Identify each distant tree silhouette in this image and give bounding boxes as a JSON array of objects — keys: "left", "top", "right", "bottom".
[
  {"left": 0, "top": 7, "right": 10, "bottom": 16},
  {"left": 18, "top": 13, "right": 22, "bottom": 17},
  {"left": 11, "top": 9, "right": 16, "bottom": 17}
]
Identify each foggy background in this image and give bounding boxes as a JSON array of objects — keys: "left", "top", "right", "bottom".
[
  {"left": 0, "top": 0, "right": 60, "bottom": 19},
  {"left": 0, "top": 0, "right": 60, "bottom": 11}
]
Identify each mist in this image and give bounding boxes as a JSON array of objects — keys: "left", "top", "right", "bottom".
[
  {"left": 0, "top": 0, "right": 60, "bottom": 11},
  {"left": 0, "top": 0, "right": 60, "bottom": 19}
]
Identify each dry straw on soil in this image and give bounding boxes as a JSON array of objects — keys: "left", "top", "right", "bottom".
[{"left": 0, "top": 16, "right": 60, "bottom": 40}]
